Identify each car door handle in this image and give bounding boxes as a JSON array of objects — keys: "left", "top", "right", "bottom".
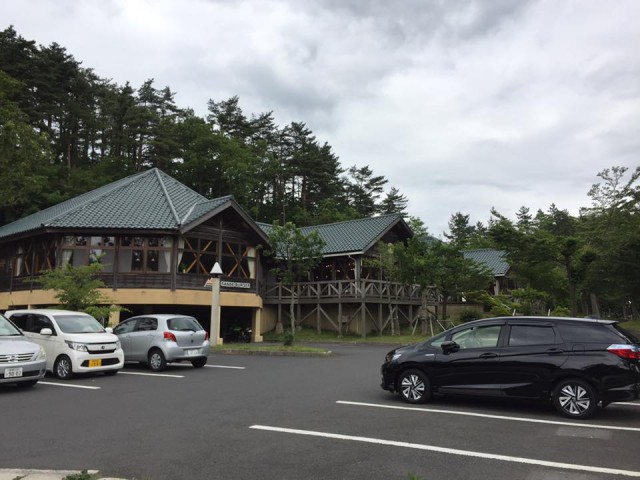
[
  {"left": 480, "top": 353, "right": 498, "bottom": 359},
  {"left": 546, "top": 348, "right": 564, "bottom": 354}
]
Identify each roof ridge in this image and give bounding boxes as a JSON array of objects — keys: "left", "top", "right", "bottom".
[
  {"left": 301, "top": 213, "right": 401, "bottom": 230},
  {"left": 155, "top": 169, "right": 181, "bottom": 226}
]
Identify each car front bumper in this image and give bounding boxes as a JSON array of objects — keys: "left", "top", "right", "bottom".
[{"left": 0, "top": 359, "right": 47, "bottom": 384}]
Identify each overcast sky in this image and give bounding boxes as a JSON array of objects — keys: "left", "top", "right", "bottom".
[{"left": 3, "top": 0, "right": 639, "bottom": 236}]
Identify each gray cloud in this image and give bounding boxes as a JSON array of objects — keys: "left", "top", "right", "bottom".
[{"left": 2, "top": 0, "right": 639, "bottom": 235}]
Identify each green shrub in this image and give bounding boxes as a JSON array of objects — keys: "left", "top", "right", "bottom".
[
  {"left": 458, "top": 308, "right": 482, "bottom": 323},
  {"left": 283, "top": 331, "right": 294, "bottom": 346},
  {"left": 550, "top": 306, "right": 570, "bottom": 317}
]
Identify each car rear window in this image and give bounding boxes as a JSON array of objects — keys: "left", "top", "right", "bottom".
[
  {"left": 557, "top": 322, "right": 623, "bottom": 344},
  {"left": 167, "top": 317, "right": 203, "bottom": 332},
  {"left": 613, "top": 324, "right": 640, "bottom": 344}
]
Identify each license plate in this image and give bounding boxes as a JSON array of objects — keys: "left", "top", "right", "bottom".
[
  {"left": 88, "top": 359, "right": 102, "bottom": 368},
  {"left": 5, "top": 367, "right": 23, "bottom": 378},
  {"left": 186, "top": 349, "right": 199, "bottom": 357}
]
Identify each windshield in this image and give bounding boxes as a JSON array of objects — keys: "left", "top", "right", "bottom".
[
  {"left": 167, "top": 316, "right": 203, "bottom": 332},
  {"left": 54, "top": 314, "right": 105, "bottom": 334},
  {"left": 0, "top": 314, "right": 23, "bottom": 336}
]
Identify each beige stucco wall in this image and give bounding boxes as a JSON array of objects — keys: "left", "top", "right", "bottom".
[{"left": 0, "top": 288, "right": 262, "bottom": 310}]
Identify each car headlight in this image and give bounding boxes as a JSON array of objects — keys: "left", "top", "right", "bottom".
[
  {"left": 115, "top": 340, "right": 121, "bottom": 350},
  {"left": 65, "top": 341, "right": 88, "bottom": 352},
  {"left": 35, "top": 345, "right": 46, "bottom": 360},
  {"left": 385, "top": 351, "right": 402, "bottom": 363}
]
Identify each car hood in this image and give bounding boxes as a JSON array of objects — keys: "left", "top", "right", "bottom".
[
  {"left": 1, "top": 337, "right": 40, "bottom": 354},
  {"left": 63, "top": 332, "right": 119, "bottom": 344}
]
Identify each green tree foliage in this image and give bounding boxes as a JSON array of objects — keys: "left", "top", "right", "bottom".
[
  {"left": 35, "top": 262, "right": 120, "bottom": 323},
  {"left": 262, "top": 222, "right": 325, "bottom": 340},
  {"left": 0, "top": 71, "right": 54, "bottom": 223},
  {"left": 1, "top": 27, "right": 401, "bottom": 228},
  {"left": 395, "top": 236, "right": 494, "bottom": 320}
]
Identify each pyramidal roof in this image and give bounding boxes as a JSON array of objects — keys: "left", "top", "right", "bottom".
[
  {"left": 258, "top": 214, "right": 411, "bottom": 255},
  {"left": 0, "top": 169, "right": 234, "bottom": 240}
]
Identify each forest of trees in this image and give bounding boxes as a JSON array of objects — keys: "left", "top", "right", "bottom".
[
  {"left": 0, "top": 26, "right": 408, "bottom": 227},
  {"left": 1, "top": 27, "right": 639, "bottom": 320}
]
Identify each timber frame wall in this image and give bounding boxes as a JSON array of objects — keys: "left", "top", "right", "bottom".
[{"left": 263, "top": 279, "right": 438, "bottom": 336}]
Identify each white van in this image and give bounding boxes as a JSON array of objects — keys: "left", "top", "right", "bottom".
[{"left": 5, "top": 309, "right": 124, "bottom": 380}]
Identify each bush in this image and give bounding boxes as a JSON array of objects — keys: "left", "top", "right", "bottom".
[
  {"left": 283, "top": 331, "right": 294, "bottom": 346},
  {"left": 458, "top": 308, "right": 482, "bottom": 323},
  {"left": 550, "top": 306, "right": 570, "bottom": 317}
]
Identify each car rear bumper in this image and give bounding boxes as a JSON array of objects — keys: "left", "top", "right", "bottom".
[
  {"left": 602, "top": 382, "right": 640, "bottom": 404},
  {"left": 164, "top": 343, "right": 210, "bottom": 362}
]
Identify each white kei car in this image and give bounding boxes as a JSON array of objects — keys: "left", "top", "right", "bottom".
[{"left": 5, "top": 309, "right": 124, "bottom": 380}]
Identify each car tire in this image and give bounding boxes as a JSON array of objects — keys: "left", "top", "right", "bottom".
[
  {"left": 553, "top": 378, "right": 598, "bottom": 419},
  {"left": 16, "top": 380, "right": 38, "bottom": 388},
  {"left": 191, "top": 357, "right": 207, "bottom": 368},
  {"left": 54, "top": 355, "right": 73, "bottom": 380},
  {"left": 398, "top": 369, "right": 431, "bottom": 404},
  {"left": 103, "top": 369, "right": 118, "bottom": 376},
  {"left": 148, "top": 349, "right": 167, "bottom": 372}
]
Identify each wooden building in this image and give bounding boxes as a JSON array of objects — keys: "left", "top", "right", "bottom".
[{"left": 0, "top": 169, "right": 427, "bottom": 342}]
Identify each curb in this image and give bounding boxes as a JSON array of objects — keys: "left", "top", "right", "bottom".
[{"left": 210, "top": 349, "right": 333, "bottom": 357}]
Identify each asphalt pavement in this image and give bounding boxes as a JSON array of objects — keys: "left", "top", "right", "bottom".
[{"left": 0, "top": 469, "right": 125, "bottom": 480}]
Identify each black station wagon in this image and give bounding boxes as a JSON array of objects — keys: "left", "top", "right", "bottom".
[{"left": 381, "top": 316, "right": 640, "bottom": 419}]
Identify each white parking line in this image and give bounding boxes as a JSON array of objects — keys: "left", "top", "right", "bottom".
[
  {"left": 119, "top": 371, "right": 184, "bottom": 378},
  {"left": 39, "top": 381, "right": 100, "bottom": 390},
  {"left": 205, "top": 365, "right": 246, "bottom": 370},
  {"left": 614, "top": 402, "right": 640, "bottom": 407},
  {"left": 250, "top": 425, "right": 640, "bottom": 477},
  {"left": 337, "top": 401, "right": 640, "bottom": 432}
]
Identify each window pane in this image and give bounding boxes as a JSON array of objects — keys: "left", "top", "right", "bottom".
[
  {"left": 147, "top": 250, "right": 159, "bottom": 272},
  {"left": 452, "top": 325, "right": 501, "bottom": 349},
  {"left": 509, "top": 326, "right": 555, "bottom": 346}
]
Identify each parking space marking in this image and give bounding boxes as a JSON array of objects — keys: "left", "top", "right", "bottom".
[
  {"left": 39, "top": 381, "right": 100, "bottom": 390},
  {"left": 250, "top": 425, "right": 640, "bottom": 477},
  {"left": 337, "top": 401, "right": 640, "bottom": 432},
  {"left": 614, "top": 402, "right": 640, "bottom": 407},
  {"left": 119, "top": 371, "right": 184, "bottom": 378},
  {"left": 205, "top": 365, "right": 246, "bottom": 370}
]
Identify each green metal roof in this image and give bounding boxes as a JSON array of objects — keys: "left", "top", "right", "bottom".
[
  {"left": 0, "top": 169, "right": 236, "bottom": 240},
  {"left": 258, "top": 214, "right": 412, "bottom": 256},
  {"left": 463, "top": 248, "right": 510, "bottom": 276}
]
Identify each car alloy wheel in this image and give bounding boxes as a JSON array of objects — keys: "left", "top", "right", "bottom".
[
  {"left": 54, "top": 355, "right": 73, "bottom": 380},
  {"left": 148, "top": 349, "right": 167, "bottom": 371},
  {"left": 553, "top": 379, "right": 597, "bottom": 419},
  {"left": 398, "top": 369, "right": 431, "bottom": 404}
]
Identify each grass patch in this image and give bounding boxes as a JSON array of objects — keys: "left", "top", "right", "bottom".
[{"left": 261, "top": 325, "right": 437, "bottom": 346}]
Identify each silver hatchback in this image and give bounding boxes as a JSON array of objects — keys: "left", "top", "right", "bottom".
[
  {"left": 113, "top": 314, "right": 210, "bottom": 371},
  {"left": 0, "top": 313, "right": 47, "bottom": 387}
]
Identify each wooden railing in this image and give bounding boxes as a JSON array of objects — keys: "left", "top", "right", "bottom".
[{"left": 263, "top": 279, "right": 438, "bottom": 304}]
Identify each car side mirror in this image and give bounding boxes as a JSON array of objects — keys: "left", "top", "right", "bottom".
[
  {"left": 105, "top": 327, "right": 113, "bottom": 333},
  {"left": 441, "top": 340, "right": 460, "bottom": 355},
  {"left": 40, "top": 328, "right": 53, "bottom": 336}
]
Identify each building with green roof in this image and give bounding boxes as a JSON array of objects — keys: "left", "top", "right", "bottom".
[{"left": 0, "top": 169, "right": 421, "bottom": 341}]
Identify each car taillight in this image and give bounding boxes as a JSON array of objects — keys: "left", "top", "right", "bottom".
[
  {"left": 607, "top": 344, "right": 640, "bottom": 360},
  {"left": 163, "top": 331, "right": 177, "bottom": 342}
]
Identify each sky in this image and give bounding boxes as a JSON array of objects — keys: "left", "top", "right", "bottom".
[{"left": 2, "top": 0, "right": 639, "bottom": 237}]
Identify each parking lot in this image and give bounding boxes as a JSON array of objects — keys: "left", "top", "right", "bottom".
[{"left": 1, "top": 344, "right": 639, "bottom": 480}]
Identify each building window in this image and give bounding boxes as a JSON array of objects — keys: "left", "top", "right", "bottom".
[
  {"left": 62, "top": 235, "right": 115, "bottom": 272},
  {"left": 177, "top": 237, "right": 217, "bottom": 274},
  {"left": 222, "top": 242, "right": 256, "bottom": 280},
  {"left": 119, "top": 236, "right": 173, "bottom": 273}
]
